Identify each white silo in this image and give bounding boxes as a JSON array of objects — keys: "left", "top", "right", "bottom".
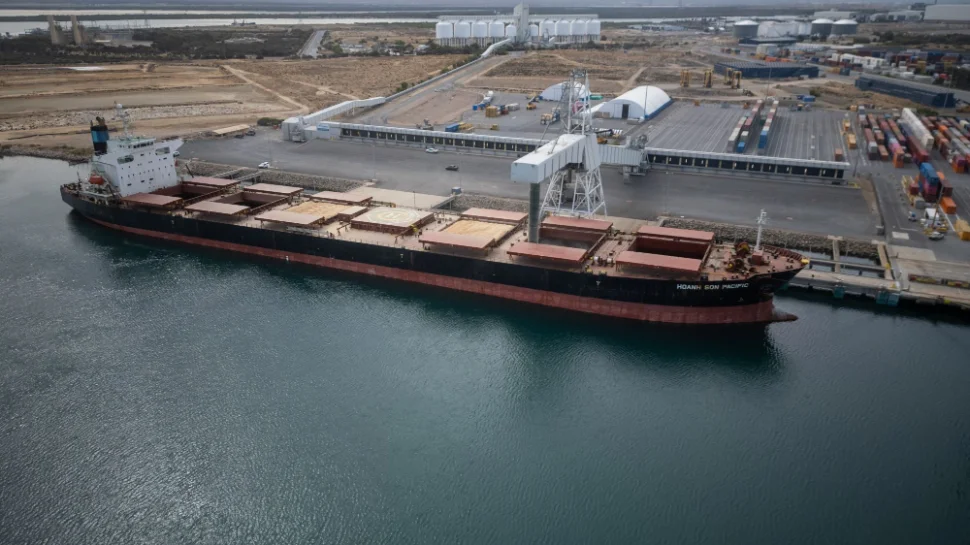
[
  {"left": 454, "top": 21, "right": 471, "bottom": 39},
  {"left": 556, "top": 20, "right": 571, "bottom": 36},
  {"left": 832, "top": 19, "right": 859, "bottom": 36},
  {"left": 529, "top": 23, "right": 539, "bottom": 38},
  {"left": 587, "top": 19, "right": 601, "bottom": 38},
  {"left": 472, "top": 21, "right": 489, "bottom": 39},
  {"left": 541, "top": 19, "right": 555, "bottom": 38},
  {"left": 489, "top": 21, "right": 505, "bottom": 38},
  {"left": 435, "top": 22, "right": 453, "bottom": 40},
  {"left": 571, "top": 20, "right": 587, "bottom": 38},
  {"left": 505, "top": 24, "right": 518, "bottom": 37}
]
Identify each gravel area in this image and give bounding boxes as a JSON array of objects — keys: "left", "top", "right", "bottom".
[{"left": 438, "top": 193, "right": 530, "bottom": 213}]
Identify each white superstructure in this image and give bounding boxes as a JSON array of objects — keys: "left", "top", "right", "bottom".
[
  {"left": 435, "top": 5, "right": 600, "bottom": 46},
  {"left": 90, "top": 115, "right": 182, "bottom": 198}
]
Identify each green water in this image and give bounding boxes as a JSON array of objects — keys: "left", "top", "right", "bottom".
[{"left": 1, "top": 157, "right": 969, "bottom": 544}]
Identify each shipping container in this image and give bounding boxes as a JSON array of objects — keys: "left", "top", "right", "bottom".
[
  {"left": 445, "top": 123, "right": 461, "bottom": 132},
  {"left": 941, "top": 178, "right": 953, "bottom": 197},
  {"left": 878, "top": 145, "right": 889, "bottom": 161},
  {"left": 847, "top": 133, "right": 857, "bottom": 149},
  {"left": 834, "top": 148, "right": 845, "bottom": 161},
  {"left": 941, "top": 197, "right": 957, "bottom": 214},
  {"left": 893, "top": 152, "right": 905, "bottom": 168}
]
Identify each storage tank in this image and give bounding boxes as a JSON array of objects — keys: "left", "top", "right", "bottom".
[
  {"left": 435, "top": 22, "right": 454, "bottom": 39},
  {"left": 529, "top": 23, "right": 539, "bottom": 37},
  {"left": 556, "top": 20, "right": 571, "bottom": 36},
  {"left": 489, "top": 21, "right": 505, "bottom": 38},
  {"left": 832, "top": 19, "right": 859, "bottom": 35},
  {"left": 454, "top": 21, "right": 471, "bottom": 39},
  {"left": 541, "top": 19, "right": 556, "bottom": 37},
  {"left": 796, "top": 22, "right": 811, "bottom": 35},
  {"left": 473, "top": 21, "right": 489, "bottom": 38},
  {"left": 810, "top": 18, "right": 833, "bottom": 37},
  {"left": 733, "top": 20, "right": 759, "bottom": 39},
  {"left": 587, "top": 19, "right": 601, "bottom": 37},
  {"left": 505, "top": 23, "right": 517, "bottom": 37},
  {"left": 571, "top": 20, "right": 587, "bottom": 36}
]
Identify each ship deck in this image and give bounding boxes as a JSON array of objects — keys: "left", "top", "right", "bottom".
[{"left": 116, "top": 185, "right": 803, "bottom": 283}]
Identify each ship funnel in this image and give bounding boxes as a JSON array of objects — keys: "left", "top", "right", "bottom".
[{"left": 90, "top": 115, "right": 109, "bottom": 155}]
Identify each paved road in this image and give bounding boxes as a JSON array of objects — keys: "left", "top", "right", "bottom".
[
  {"left": 298, "top": 29, "right": 327, "bottom": 58},
  {"left": 181, "top": 131, "right": 876, "bottom": 238}
]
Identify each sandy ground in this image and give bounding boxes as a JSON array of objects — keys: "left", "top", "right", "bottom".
[
  {"left": 471, "top": 46, "right": 719, "bottom": 97},
  {"left": 227, "top": 55, "right": 466, "bottom": 112},
  {"left": 0, "top": 54, "right": 466, "bottom": 149}
]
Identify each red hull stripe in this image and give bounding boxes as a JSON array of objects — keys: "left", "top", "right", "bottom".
[{"left": 87, "top": 217, "right": 787, "bottom": 324}]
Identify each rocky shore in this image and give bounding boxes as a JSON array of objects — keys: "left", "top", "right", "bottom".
[{"left": 1, "top": 145, "right": 88, "bottom": 162}]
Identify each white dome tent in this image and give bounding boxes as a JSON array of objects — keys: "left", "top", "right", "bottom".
[
  {"left": 598, "top": 86, "right": 671, "bottom": 120},
  {"left": 538, "top": 81, "right": 590, "bottom": 102}
]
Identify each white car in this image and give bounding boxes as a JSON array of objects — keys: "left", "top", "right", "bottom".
[
  {"left": 425, "top": 147, "right": 439, "bottom": 154},
  {"left": 173, "top": 151, "right": 180, "bottom": 157},
  {"left": 929, "top": 231, "right": 945, "bottom": 241},
  {"left": 258, "top": 161, "right": 271, "bottom": 169}
]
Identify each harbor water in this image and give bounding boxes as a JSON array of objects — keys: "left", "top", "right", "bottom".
[{"left": 1, "top": 157, "right": 969, "bottom": 544}]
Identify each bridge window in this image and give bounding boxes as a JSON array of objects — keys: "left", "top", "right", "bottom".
[
  {"left": 155, "top": 147, "right": 170, "bottom": 156},
  {"left": 117, "top": 155, "right": 134, "bottom": 164}
]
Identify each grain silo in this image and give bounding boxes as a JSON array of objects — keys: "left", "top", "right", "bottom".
[
  {"left": 555, "top": 20, "right": 571, "bottom": 37},
  {"left": 541, "top": 19, "right": 555, "bottom": 38},
  {"left": 489, "top": 21, "right": 505, "bottom": 39},
  {"left": 454, "top": 21, "right": 471, "bottom": 40},
  {"left": 571, "top": 20, "right": 587, "bottom": 38},
  {"left": 810, "top": 18, "right": 833, "bottom": 37},
  {"left": 472, "top": 21, "right": 489, "bottom": 39},
  {"left": 831, "top": 19, "right": 859, "bottom": 36},
  {"left": 529, "top": 23, "right": 539, "bottom": 38},
  {"left": 587, "top": 20, "right": 601, "bottom": 39},
  {"left": 733, "top": 20, "right": 759, "bottom": 39},
  {"left": 505, "top": 24, "right": 517, "bottom": 37},
  {"left": 435, "top": 22, "right": 453, "bottom": 40}
]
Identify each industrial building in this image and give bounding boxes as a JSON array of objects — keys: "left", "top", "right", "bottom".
[
  {"left": 538, "top": 81, "right": 589, "bottom": 102},
  {"left": 714, "top": 60, "right": 819, "bottom": 79},
  {"left": 435, "top": 3, "right": 600, "bottom": 47},
  {"left": 738, "top": 36, "right": 797, "bottom": 47},
  {"left": 813, "top": 10, "right": 857, "bottom": 20},
  {"left": 592, "top": 86, "right": 671, "bottom": 120},
  {"left": 830, "top": 19, "right": 859, "bottom": 36},
  {"left": 855, "top": 74, "right": 956, "bottom": 108},
  {"left": 732, "top": 20, "right": 760, "bottom": 39},
  {"left": 810, "top": 19, "right": 833, "bottom": 38},
  {"left": 923, "top": 4, "right": 970, "bottom": 22}
]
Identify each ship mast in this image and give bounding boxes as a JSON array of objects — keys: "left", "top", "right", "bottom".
[
  {"left": 755, "top": 209, "right": 767, "bottom": 251},
  {"left": 115, "top": 103, "right": 132, "bottom": 139}
]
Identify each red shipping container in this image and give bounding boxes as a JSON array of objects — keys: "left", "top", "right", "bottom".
[
  {"left": 909, "top": 182, "right": 920, "bottom": 195},
  {"left": 923, "top": 180, "right": 939, "bottom": 195}
]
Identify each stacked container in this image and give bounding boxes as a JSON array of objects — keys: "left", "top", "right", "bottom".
[
  {"left": 918, "top": 162, "right": 941, "bottom": 203},
  {"left": 759, "top": 102, "right": 778, "bottom": 150}
]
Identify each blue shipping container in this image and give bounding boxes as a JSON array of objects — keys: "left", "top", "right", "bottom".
[
  {"left": 803, "top": 95, "right": 816, "bottom": 103},
  {"left": 758, "top": 131, "right": 768, "bottom": 149},
  {"left": 919, "top": 162, "right": 939, "bottom": 184},
  {"left": 737, "top": 141, "right": 746, "bottom": 153},
  {"left": 472, "top": 104, "right": 478, "bottom": 111},
  {"left": 445, "top": 123, "right": 460, "bottom": 133}
]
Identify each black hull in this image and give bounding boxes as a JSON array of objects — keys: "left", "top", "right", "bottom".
[{"left": 62, "top": 189, "right": 801, "bottom": 323}]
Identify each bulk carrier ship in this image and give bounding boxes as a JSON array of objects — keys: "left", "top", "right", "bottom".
[{"left": 61, "top": 111, "right": 806, "bottom": 324}]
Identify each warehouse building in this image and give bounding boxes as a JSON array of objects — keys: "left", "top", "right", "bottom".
[
  {"left": 538, "top": 81, "right": 589, "bottom": 101},
  {"left": 592, "top": 86, "right": 671, "bottom": 120},
  {"left": 714, "top": 60, "right": 819, "bottom": 79},
  {"left": 855, "top": 74, "right": 956, "bottom": 108},
  {"left": 924, "top": 4, "right": 970, "bottom": 22}
]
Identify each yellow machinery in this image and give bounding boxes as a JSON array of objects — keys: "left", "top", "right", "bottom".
[
  {"left": 680, "top": 70, "right": 690, "bottom": 88},
  {"left": 526, "top": 102, "right": 537, "bottom": 110},
  {"left": 703, "top": 70, "right": 712, "bottom": 88},
  {"left": 490, "top": 124, "right": 499, "bottom": 130},
  {"left": 733, "top": 72, "right": 742, "bottom": 89},
  {"left": 723, "top": 68, "right": 734, "bottom": 85}
]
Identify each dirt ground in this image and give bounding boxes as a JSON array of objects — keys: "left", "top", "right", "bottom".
[
  {"left": 776, "top": 80, "right": 923, "bottom": 110},
  {"left": 226, "top": 55, "right": 466, "bottom": 111},
  {"left": 471, "top": 46, "right": 718, "bottom": 97},
  {"left": 325, "top": 23, "right": 434, "bottom": 48},
  {"left": 0, "top": 54, "right": 465, "bottom": 149}
]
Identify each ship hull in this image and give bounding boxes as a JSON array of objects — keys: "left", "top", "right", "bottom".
[{"left": 63, "top": 189, "right": 800, "bottom": 324}]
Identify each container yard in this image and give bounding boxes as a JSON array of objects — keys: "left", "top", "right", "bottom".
[{"left": 641, "top": 102, "right": 846, "bottom": 163}]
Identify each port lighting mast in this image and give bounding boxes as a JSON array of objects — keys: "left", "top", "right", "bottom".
[{"left": 539, "top": 69, "right": 606, "bottom": 218}]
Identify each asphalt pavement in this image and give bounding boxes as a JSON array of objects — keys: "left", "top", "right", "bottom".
[{"left": 180, "top": 131, "right": 877, "bottom": 238}]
